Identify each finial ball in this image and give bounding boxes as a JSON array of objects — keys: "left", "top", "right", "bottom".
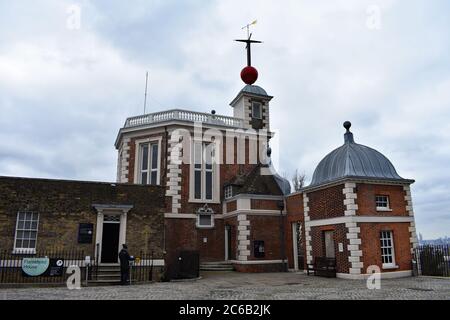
[
  {"left": 343, "top": 121, "right": 352, "bottom": 131},
  {"left": 211, "top": 110, "right": 216, "bottom": 115}
]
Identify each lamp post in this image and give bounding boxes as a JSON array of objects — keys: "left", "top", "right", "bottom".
[{"left": 277, "top": 200, "right": 288, "bottom": 272}]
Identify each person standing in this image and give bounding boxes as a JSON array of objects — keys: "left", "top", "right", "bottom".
[{"left": 118, "top": 244, "right": 134, "bottom": 285}]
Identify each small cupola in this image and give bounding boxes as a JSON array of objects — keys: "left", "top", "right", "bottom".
[{"left": 230, "top": 85, "right": 273, "bottom": 130}]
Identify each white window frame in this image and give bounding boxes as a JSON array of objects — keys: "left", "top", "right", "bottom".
[
  {"left": 380, "top": 230, "right": 397, "bottom": 269},
  {"left": 196, "top": 214, "right": 215, "bottom": 229},
  {"left": 134, "top": 137, "right": 162, "bottom": 185},
  {"left": 195, "top": 204, "right": 215, "bottom": 229},
  {"left": 224, "top": 185, "right": 233, "bottom": 199},
  {"left": 189, "top": 140, "right": 220, "bottom": 203},
  {"left": 251, "top": 102, "right": 262, "bottom": 119},
  {"left": 13, "top": 211, "right": 39, "bottom": 254},
  {"left": 376, "top": 195, "right": 392, "bottom": 211}
]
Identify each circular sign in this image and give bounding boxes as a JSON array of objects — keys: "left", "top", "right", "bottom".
[
  {"left": 56, "top": 259, "right": 63, "bottom": 267},
  {"left": 22, "top": 258, "right": 50, "bottom": 276}
]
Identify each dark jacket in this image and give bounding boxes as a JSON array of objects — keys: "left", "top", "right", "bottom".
[{"left": 118, "top": 249, "right": 134, "bottom": 268}]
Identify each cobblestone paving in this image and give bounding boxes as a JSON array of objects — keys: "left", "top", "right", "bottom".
[{"left": 1, "top": 272, "right": 449, "bottom": 300}]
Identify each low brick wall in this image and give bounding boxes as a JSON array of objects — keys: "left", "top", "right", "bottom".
[{"left": 0, "top": 176, "right": 166, "bottom": 259}]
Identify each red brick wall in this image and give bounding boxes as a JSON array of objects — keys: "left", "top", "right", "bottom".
[
  {"left": 356, "top": 184, "right": 408, "bottom": 216},
  {"left": 251, "top": 199, "right": 279, "bottom": 211},
  {"left": 165, "top": 217, "right": 226, "bottom": 262},
  {"left": 226, "top": 201, "right": 237, "bottom": 213},
  {"left": 248, "top": 215, "right": 284, "bottom": 261},
  {"left": 310, "top": 224, "right": 350, "bottom": 274},
  {"left": 359, "top": 222, "right": 412, "bottom": 272},
  {"left": 308, "top": 184, "right": 345, "bottom": 220}
]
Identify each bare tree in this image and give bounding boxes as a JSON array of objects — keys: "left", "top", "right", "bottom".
[{"left": 292, "top": 169, "right": 306, "bottom": 192}]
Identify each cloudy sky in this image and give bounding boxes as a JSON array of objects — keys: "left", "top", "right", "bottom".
[{"left": 1, "top": 0, "right": 449, "bottom": 239}]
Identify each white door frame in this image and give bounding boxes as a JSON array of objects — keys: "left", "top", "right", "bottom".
[
  {"left": 292, "top": 222, "right": 299, "bottom": 271},
  {"left": 93, "top": 204, "right": 133, "bottom": 265}
]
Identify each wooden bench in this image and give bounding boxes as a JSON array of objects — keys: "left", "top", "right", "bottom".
[{"left": 306, "top": 257, "right": 337, "bottom": 278}]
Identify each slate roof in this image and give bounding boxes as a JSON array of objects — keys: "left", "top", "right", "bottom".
[
  {"left": 227, "top": 164, "right": 291, "bottom": 196},
  {"left": 310, "top": 122, "right": 413, "bottom": 187}
]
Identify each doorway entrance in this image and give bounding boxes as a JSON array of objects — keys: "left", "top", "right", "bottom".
[
  {"left": 323, "top": 230, "right": 336, "bottom": 258},
  {"left": 225, "top": 225, "right": 233, "bottom": 261},
  {"left": 292, "top": 222, "right": 305, "bottom": 270},
  {"left": 93, "top": 204, "right": 132, "bottom": 265},
  {"left": 101, "top": 219, "right": 120, "bottom": 263}
]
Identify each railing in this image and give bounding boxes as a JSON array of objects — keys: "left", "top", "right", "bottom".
[
  {"left": 414, "top": 245, "right": 450, "bottom": 277},
  {"left": 124, "top": 109, "right": 244, "bottom": 129},
  {"left": 130, "top": 251, "right": 158, "bottom": 283},
  {"left": 0, "top": 249, "right": 87, "bottom": 285}
]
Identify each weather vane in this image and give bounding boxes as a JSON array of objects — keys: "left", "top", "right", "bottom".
[{"left": 235, "top": 20, "right": 262, "bottom": 85}]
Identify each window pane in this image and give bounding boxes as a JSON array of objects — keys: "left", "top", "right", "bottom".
[
  {"left": 199, "top": 215, "right": 212, "bottom": 226},
  {"left": 141, "top": 144, "right": 149, "bottom": 170},
  {"left": 30, "top": 231, "right": 37, "bottom": 240},
  {"left": 150, "top": 171, "right": 157, "bottom": 185},
  {"left": 151, "top": 144, "right": 158, "bottom": 169},
  {"left": 194, "top": 143, "right": 202, "bottom": 169},
  {"left": 252, "top": 103, "right": 262, "bottom": 119},
  {"left": 205, "top": 171, "right": 212, "bottom": 200},
  {"left": 24, "top": 221, "right": 31, "bottom": 230},
  {"left": 141, "top": 172, "right": 148, "bottom": 185},
  {"left": 15, "top": 239, "right": 22, "bottom": 248},
  {"left": 194, "top": 171, "right": 201, "bottom": 199},
  {"left": 22, "top": 239, "right": 30, "bottom": 248},
  {"left": 17, "top": 231, "right": 24, "bottom": 239},
  {"left": 31, "top": 221, "right": 38, "bottom": 230},
  {"left": 18, "top": 220, "right": 25, "bottom": 229},
  {"left": 29, "top": 240, "right": 36, "bottom": 249},
  {"left": 25, "top": 212, "right": 32, "bottom": 220}
]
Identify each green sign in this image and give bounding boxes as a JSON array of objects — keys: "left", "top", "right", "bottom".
[{"left": 22, "top": 258, "right": 50, "bottom": 276}]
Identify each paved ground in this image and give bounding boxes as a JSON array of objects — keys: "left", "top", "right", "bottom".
[{"left": 1, "top": 272, "right": 449, "bottom": 300}]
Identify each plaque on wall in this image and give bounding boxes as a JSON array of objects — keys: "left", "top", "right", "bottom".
[
  {"left": 78, "top": 223, "right": 94, "bottom": 244},
  {"left": 254, "top": 240, "right": 265, "bottom": 258},
  {"left": 45, "top": 258, "right": 64, "bottom": 276}
]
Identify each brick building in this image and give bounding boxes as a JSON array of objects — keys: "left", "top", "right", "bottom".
[
  {"left": 285, "top": 122, "right": 418, "bottom": 279},
  {"left": 0, "top": 37, "right": 418, "bottom": 279}
]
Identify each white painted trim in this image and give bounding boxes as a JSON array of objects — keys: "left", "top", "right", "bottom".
[
  {"left": 230, "top": 260, "right": 283, "bottom": 265},
  {"left": 306, "top": 216, "right": 414, "bottom": 227},
  {"left": 93, "top": 205, "right": 132, "bottom": 264},
  {"left": 336, "top": 270, "right": 412, "bottom": 280},
  {"left": 164, "top": 213, "right": 197, "bottom": 219},
  {"left": 13, "top": 211, "right": 40, "bottom": 253},
  {"left": 135, "top": 259, "right": 165, "bottom": 267},
  {"left": 224, "top": 194, "right": 284, "bottom": 202},
  {"left": 133, "top": 136, "right": 163, "bottom": 185},
  {"left": 222, "top": 209, "right": 285, "bottom": 219},
  {"left": 188, "top": 139, "right": 221, "bottom": 203}
]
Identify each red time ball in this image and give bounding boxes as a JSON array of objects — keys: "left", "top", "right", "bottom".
[{"left": 240, "top": 66, "right": 258, "bottom": 85}]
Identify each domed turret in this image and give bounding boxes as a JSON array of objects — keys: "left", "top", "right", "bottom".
[{"left": 310, "top": 122, "right": 411, "bottom": 186}]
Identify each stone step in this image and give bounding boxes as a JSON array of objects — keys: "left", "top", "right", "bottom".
[{"left": 200, "top": 265, "right": 235, "bottom": 271}]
